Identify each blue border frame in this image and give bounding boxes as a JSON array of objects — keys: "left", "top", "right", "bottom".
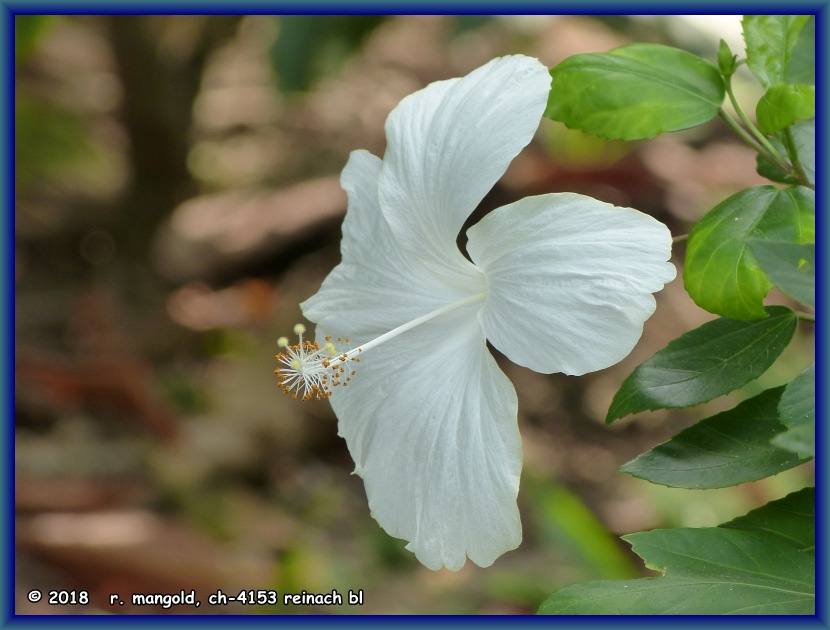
[
  {"left": 1, "top": 1, "right": 829, "bottom": 14},
  {"left": 4, "top": 2, "right": 827, "bottom": 628},
  {"left": 815, "top": 1, "right": 827, "bottom": 625}
]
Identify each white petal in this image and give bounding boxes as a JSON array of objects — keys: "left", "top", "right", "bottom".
[
  {"left": 323, "top": 307, "right": 522, "bottom": 571},
  {"left": 379, "top": 55, "right": 551, "bottom": 274},
  {"left": 467, "top": 193, "right": 676, "bottom": 375},
  {"left": 302, "top": 150, "right": 483, "bottom": 337}
]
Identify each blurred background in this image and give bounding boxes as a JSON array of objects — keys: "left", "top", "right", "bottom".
[{"left": 14, "top": 14, "right": 813, "bottom": 614}]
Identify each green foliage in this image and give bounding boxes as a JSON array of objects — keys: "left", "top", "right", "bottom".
[
  {"left": 606, "top": 306, "right": 797, "bottom": 421},
  {"left": 742, "top": 15, "right": 811, "bottom": 89},
  {"left": 756, "top": 83, "right": 815, "bottom": 135},
  {"left": 722, "top": 486, "right": 813, "bottom": 551},
  {"left": 757, "top": 119, "right": 815, "bottom": 185},
  {"left": 540, "top": 14, "right": 814, "bottom": 615},
  {"left": 270, "top": 16, "right": 386, "bottom": 94},
  {"left": 747, "top": 240, "right": 814, "bottom": 307},
  {"left": 773, "top": 364, "right": 815, "bottom": 458},
  {"left": 539, "top": 490, "right": 814, "bottom": 614},
  {"left": 15, "top": 95, "right": 101, "bottom": 195},
  {"left": 15, "top": 15, "right": 56, "bottom": 65},
  {"left": 269, "top": 16, "right": 494, "bottom": 95},
  {"left": 620, "top": 387, "right": 807, "bottom": 488},
  {"left": 545, "top": 43, "right": 724, "bottom": 140},
  {"left": 784, "top": 17, "right": 815, "bottom": 85},
  {"left": 528, "top": 478, "right": 637, "bottom": 580},
  {"left": 684, "top": 186, "right": 814, "bottom": 320}
]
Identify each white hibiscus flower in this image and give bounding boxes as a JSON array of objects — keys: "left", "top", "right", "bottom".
[{"left": 276, "top": 55, "right": 676, "bottom": 571}]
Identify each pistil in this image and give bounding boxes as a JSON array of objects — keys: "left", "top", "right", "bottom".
[{"left": 275, "top": 291, "right": 486, "bottom": 401}]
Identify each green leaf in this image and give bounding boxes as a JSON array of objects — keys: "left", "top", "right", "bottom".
[
  {"left": 779, "top": 365, "right": 814, "bottom": 431},
  {"left": 606, "top": 306, "right": 797, "bottom": 421},
  {"left": 785, "top": 17, "right": 814, "bottom": 85},
  {"left": 684, "top": 185, "right": 815, "bottom": 319},
  {"left": 756, "top": 83, "right": 815, "bottom": 135},
  {"left": 626, "top": 527, "right": 813, "bottom": 601},
  {"left": 539, "top": 526, "right": 814, "bottom": 614},
  {"left": 787, "top": 119, "right": 815, "bottom": 184},
  {"left": 772, "top": 425, "right": 816, "bottom": 458},
  {"left": 772, "top": 364, "right": 815, "bottom": 458},
  {"left": 747, "top": 239, "right": 814, "bottom": 307},
  {"left": 620, "top": 387, "right": 808, "bottom": 488},
  {"left": 546, "top": 43, "right": 724, "bottom": 140},
  {"left": 540, "top": 492, "right": 815, "bottom": 615},
  {"left": 757, "top": 119, "right": 815, "bottom": 185},
  {"left": 742, "top": 15, "right": 811, "bottom": 89},
  {"left": 771, "top": 424, "right": 814, "bottom": 461},
  {"left": 722, "top": 487, "right": 814, "bottom": 552}
]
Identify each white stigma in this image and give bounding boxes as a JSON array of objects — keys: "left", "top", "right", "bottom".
[{"left": 274, "top": 329, "right": 359, "bottom": 401}]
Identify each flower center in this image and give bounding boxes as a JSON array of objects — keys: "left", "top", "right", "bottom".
[
  {"left": 275, "top": 291, "right": 486, "bottom": 401},
  {"left": 274, "top": 324, "right": 361, "bottom": 401}
]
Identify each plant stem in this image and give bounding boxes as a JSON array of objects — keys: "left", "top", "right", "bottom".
[
  {"left": 723, "top": 79, "right": 790, "bottom": 169},
  {"left": 795, "top": 311, "right": 815, "bottom": 323},
  {"left": 672, "top": 233, "right": 689, "bottom": 243},
  {"left": 717, "top": 108, "right": 768, "bottom": 156}
]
